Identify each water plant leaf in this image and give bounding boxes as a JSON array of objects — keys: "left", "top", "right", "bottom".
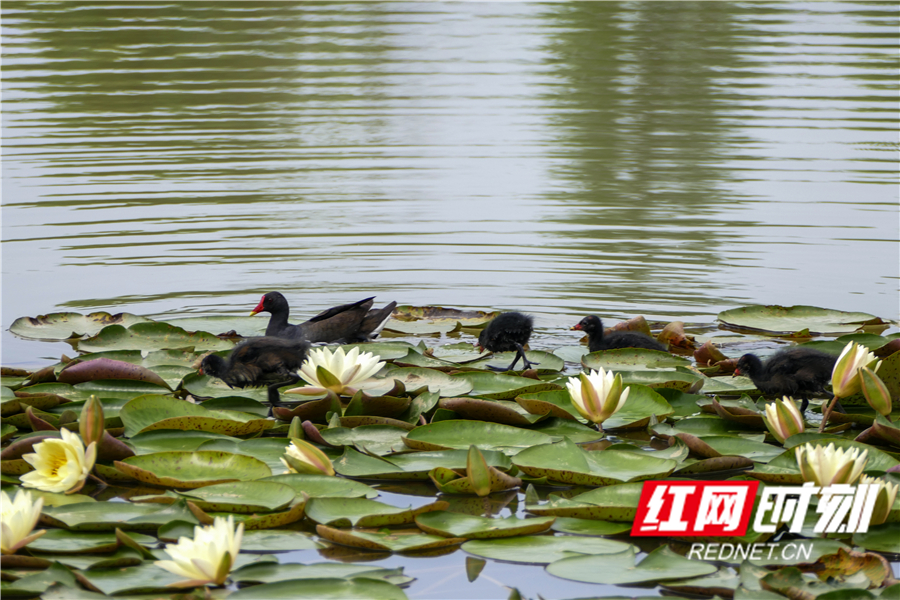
[
  {"left": 526, "top": 483, "right": 644, "bottom": 521},
  {"left": 383, "top": 367, "right": 473, "bottom": 396},
  {"left": 41, "top": 501, "right": 196, "bottom": 531},
  {"left": 582, "top": 348, "right": 691, "bottom": 371},
  {"left": 550, "top": 517, "right": 632, "bottom": 536},
  {"left": 77, "top": 322, "right": 234, "bottom": 353},
  {"left": 341, "top": 341, "right": 420, "bottom": 361},
  {"left": 231, "top": 562, "right": 409, "bottom": 585},
  {"left": 513, "top": 439, "right": 677, "bottom": 486},
  {"left": 0, "top": 563, "right": 79, "bottom": 597},
  {"left": 114, "top": 451, "right": 272, "bottom": 488},
  {"left": 57, "top": 358, "right": 170, "bottom": 389},
  {"left": 852, "top": 522, "right": 900, "bottom": 553},
  {"left": 29, "top": 547, "right": 144, "bottom": 571},
  {"left": 179, "top": 371, "right": 269, "bottom": 402},
  {"left": 316, "top": 524, "right": 464, "bottom": 553},
  {"left": 718, "top": 305, "right": 886, "bottom": 335},
  {"left": 196, "top": 437, "right": 291, "bottom": 474},
  {"left": 24, "top": 529, "right": 154, "bottom": 554},
  {"left": 333, "top": 447, "right": 512, "bottom": 480},
  {"left": 438, "top": 397, "right": 550, "bottom": 426},
  {"left": 343, "top": 393, "right": 411, "bottom": 419},
  {"left": 260, "top": 473, "right": 378, "bottom": 499},
  {"left": 163, "top": 315, "right": 267, "bottom": 337},
  {"left": 428, "top": 462, "right": 522, "bottom": 496},
  {"left": 127, "top": 429, "right": 240, "bottom": 453},
  {"left": 547, "top": 544, "right": 717, "bottom": 584},
  {"left": 119, "top": 394, "right": 273, "bottom": 437},
  {"left": 10, "top": 312, "right": 151, "bottom": 341},
  {"left": 305, "top": 497, "right": 447, "bottom": 527},
  {"left": 462, "top": 535, "right": 632, "bottom": 565},
  {"left": 466, "top": 350, "right": 564, "bottom": 373},
  {"left": 229, "top": 576, "right": 409, "bottom": 600},
  {"left": 451, "top": 371, "right": 562, "bottom": 399},
  {"left": 515, "top": 390, "right": 581, "bottom": 420},
  {"left": 319, "top": 425, "right": 408, "bottom": 455},
  {"left": 403, "top": 420, "right": 556, "bottom": 453},
  {"left": 602, "top": 384, "right": 674, "bottom": 429},
  {"left": 416, "top": 512, "right": 553, "bottom": 539},
  {"left": 166, "top": 481, "right": 296, "bottom": 513}
]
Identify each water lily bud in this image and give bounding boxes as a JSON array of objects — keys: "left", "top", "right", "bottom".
[
  {"left": 795, "top": 443, "right": 868, "bottom": 487},
  {"left": 831, "top": 342, "right": 880, "bottom": 398},
  {"left": 287, "top": 417, "right": 304, "bottom": 440},
  {"left": 566, "top": 368, "right": 630, "bottom": 426},
  {"left": 155, "top": 515, "right": 243, "bottom": 587},
  {"left": 280, "top": 438, "right": 335, "bottom": 476},
  {"left": 860, "top": 475, "right": 899, "bottom": 525},
  {"left": 860, "top": 366, "right": 892, "bottom": 417},
  {"left": 1, "top": 490, "right": 46, "bottom": 555},
  {"left": 763, "top": 396, "right": 805, "bottom": 443},
  {"left": 79, "top": 395, "right": 105, "bottom": 446}
]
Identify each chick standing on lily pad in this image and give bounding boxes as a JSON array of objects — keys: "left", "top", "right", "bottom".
[
  {"left": 285, "top": 346, "right": 385, "bottom": 397},
  {"left": 477, "top": 312, "right": 538, "bottom": 372}
]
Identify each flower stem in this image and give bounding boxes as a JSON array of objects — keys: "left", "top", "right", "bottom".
[{"left": 818, "top": 395, "right": 841, "bottom": 433}]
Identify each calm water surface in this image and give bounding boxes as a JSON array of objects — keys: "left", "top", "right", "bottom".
[{"left": 1, "top": 3, "right": 898, "bottom": 595}]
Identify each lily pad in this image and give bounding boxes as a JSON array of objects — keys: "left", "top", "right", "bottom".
[
  {"left": 416, "top": 512, "right": 554, "bottom": 539},
  {"left": 515, "top": 390, "right": 582, "bottom": 420},
  {"left": 319, "top": 425, "right": 409, "bottom": 455},
  {"left": 179, "top": 372, "right": 270, "bottom": 402},
  {"left": 383, "top": 368, "right": 473, "bottom": 397},
  {"left": 333, "top": 447, "right": 512, "bottom": 480},
  {"left": 403, "top": 420, "right": 555, "bottom": 453},
  {"left": 718, "top": 305, "right": 886, "bottom": 335},
  {"left": 41, "top": 501, "right": 197, "bottom": 531},
  {"left": 260, "top": 473, "right": 378, "bottom": 499},
  {"left": 163, "top": 315, "right": 266, "bottom": 337},
  {"left": 452, "top": 371, "right": 562, "bottom": 400},
  {"left": 852, "top": 522, "right": 900, "bottom": 553},
  {"left": 547, "top": 544, "right": 717, "bottom": 585},
  {"left": 231, "top": 562, "right": 410, "bottom": 585},
  {"left": 582, "top": 348, "right": 692, "bottom": 371},
  {"left": 550, "top": 517, "right": 633, "bottom": 536},
  {"left": 25, "top": 529, "right": 155, "bottom": 554},
  {"left": 602, "top": 384, "right": 674, "bottom": 429},
  {"left": 119, "top": 395, "right": 273, "bottom": 437},
  {"left": 10, "top": 312, "right": 151, "bottom": 341},
  {"left": 230, "top": 576, "right": 409, "bottom": 600},
  {"left": 466, "top": 351, "right": 564, "bottom": 373},
  {"left": 462, "top": 534, "right": 632, "bottom": 564},
  {"left": 127, "top": 429, "right": 240, "bottom": 453},
  {"left": 316, "top": 524, "right": 464, "bottom": 553},
  {"left": 305, "top": 497, "right": 447, "bottom": 527},
  {"left": 437, "top": 398, "right": 550, "bottom": 426},
  {"left": 169, "top": 481, "right": 296, "bottom": 513},
  {"left": 57, "top": 358, "right": 170, "bottom": 389},
  {"left": 114, "top": 451, "right": 272, "bottom": 488},
  {"left": 77, "top": 322, "right": 234, "bottom": 353}
]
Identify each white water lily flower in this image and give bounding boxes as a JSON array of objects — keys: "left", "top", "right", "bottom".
[
  {"left": 795, "top": 443, "right": 868, "bottom": 487},
  {"left": 287, "top": 346, "right": 385, "bottom": 396},
  {"left": 280, "top": 438, "right": 335, "bottom": 476},
  {"left": 763, "top": 396, "right": 805, "bottom": 443},
  {"left": 860, "top": 475, "right": 899, "bottom": 525},
  {"left": 1, "top": 490, "right": 46, "bottom": 554},
  {"left": 831, "top": 341, "right": 880, "bottom": 398},
  {"left": 20, "top": 429, "right": 97, "bottom": 494},
  {"left": 566, "top": 368, "right": 630, "bottom": 426},
  {"left": 155, "top": 515, "right": 244, "bottom": 588}
]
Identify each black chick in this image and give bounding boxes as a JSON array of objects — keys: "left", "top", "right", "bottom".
[
  {"left": 199, "top": 337, "right": 310, "bottom": 416},
  {"left": 734, "top": 347, "right": 837, "bottom": 413},
  {"left": 477, "top": 312, "right": 538, "bottom": 372},
  {"left": 573, "top": 315, "right": 666, "bottom": 352}
]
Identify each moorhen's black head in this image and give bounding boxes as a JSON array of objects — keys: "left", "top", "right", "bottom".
[
  {"left": 572, "top": 315, "right": 602, "bottom": 335},
  {"left": 734, "top": 354, "right": 763, "bottom": 377},
  {"left": 199, "top": 354, "right": 227, "bottom": 378},
  {"left": 250, "top": 291, "right": 288, "bottom": 316}
]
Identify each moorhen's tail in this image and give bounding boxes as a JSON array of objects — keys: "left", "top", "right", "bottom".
[
  {"left": 357, "top": 301, "right": 397, "bottom": 341},
  {"left": 299, "top": 297, "right": 374, "bottom": 344}
]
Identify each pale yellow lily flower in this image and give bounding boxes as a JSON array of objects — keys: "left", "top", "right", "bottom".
[
  {"left": 566, "top": 368, "right": 630, "bottom": 426},
  {"left": 280, "top": 438, "right": 335, "bottom": 476},
  {"left": 763, "top": 396, "right": 805, "bottom": 443},
  {"left": 860, "top": 475, "right": 899, "bottom": 525},
  {"left": 795, "top": 443, "right": 868, "bottom": 487},
  {"left": 155, "top": 515, "right": 243, "bottom": 587},
  {"left": 286, "top": 346, "right": 384, "bottom": 396},
  {"left": 20, "top": 429, "right": 97, "bottom": 494},
  {"left": 1, "top": 490, "right": 46, "bottom": 554}
]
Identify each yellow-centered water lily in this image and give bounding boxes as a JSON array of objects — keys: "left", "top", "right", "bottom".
[
  {"left": 795, "top": 443, "right": 868, "bottom": 487},
  {"left": 20, "top": 429, "right": 97, "bottom": 494},
  {"left": 763, "top": 396, "right": 805, "bottom": 443},
  {"left": 831, "top": 341, "right": 880, "bottom": 398},
  {"left": 860, "top": 366, "right": 892, "bottom": 417},
  {"left": 1, "top": 490, "right": 46, "bottom": 555},
  {"left": 286, "top": 346, "right": 384, "bottom": 396},
  {"left": 155, "top": 515, "right": 244, "bottom": 588},
  {"left": 566, "top": 368, "right": 630, "bottom": 426},
  {"left": 281, "top": 438, "right": 335, "bottom": 476},
  {"left": 860, "top": 475, "right": 899, "bottom": 525}
]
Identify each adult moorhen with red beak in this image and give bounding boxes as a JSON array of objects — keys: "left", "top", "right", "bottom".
[
  {"left": 251, "top": 292, "right": 396, "bottom": 344},
  {"left": 573, "top": 315, "right": 666, "bottom": 352},
  {"left": 199, "top": 337, "right": 309, "bottom": 416},
  {"left": 477, "top": 312, "right": 539, "bottom": 372},
  {"left": 734, "top": 347, "right": 838, "bottom": 413}
]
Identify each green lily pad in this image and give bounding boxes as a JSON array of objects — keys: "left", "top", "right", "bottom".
[
  {"left": 416, "top": 511, "right": 554, "bottom": 539},
  {"left": 196, "top": 437, "right": 291, "bottom": 474},
  {"left": 602, "top": 384, "right": 674, "bottom": 429},
  {"left": 513, "top": 439, "right": 677, "bottom": 486},
  {"left": 260, "top": 473, "right": 378, "bottom": 499},
  {"left": 71, "top": 348, "right": 202, "bottom": 369},
  {"left": 169, "top": 481, "right": 295, "bottom": 513},
  {"left": 547, "top": 545, "right": 717, "bottom": 585},
  {"left": 120, "top": 394, "right": 273, "bottom": 437},
  {"left": 237, "top": 530, "right": 324, "bottom": 552},
  {"left": 553, "top": 345, "right": 589, "bottom": 363},
  {"left": 232, "top": 562, "right": 410, "bottom": 586},
  {"left": 305, "top": 497, "right": 447, "bottom": 527},
  {"left": 29, "top": 547, "right": 144, "bottom": 571},
  {"left": 527, "top": 417, "right": 606, "bottom": 444},
  {"left": 127, "top": 429, "right": 240, "bottom": 453},
  {"left": 163, "top": 315, "right": 266, "bottom": 337},
  {"left": 852, "top": 522, "right": 900, "bottom": 553},
  {"left": 319, "top": 425, "right": 408, "bottom": 455},
  {"left": 617, "top": 370, "right": 704, "bottom": 391},
  {"left": 77, "top": 322, "right": 234, "bottom": 353},
  {"left": 452, "top": 371, "right": 562, "bottom": 400},
  {"left": 718, "top": 305, "right": 886, "bottom": 335},
  {"left": 340, "top": 341, "right": 420, "bottom": 361},
  {"left": 230, "top": 577, "right": 409, "bottom": 600},
  {"left": 403, "top": 420, "right": 556, "bottom": 453},
  {"left": 25, "top": 529, "right": 155, "bottom": 554},
  {"left": 550, "top": 517, "right": 633, "bottom": 536},
  {"left": 748, "top": 438, "right": 900, "bottom": 484},
  {"left": 515, "top": 390, "right": 582, "bottom": 420},
  {"left": 697, "top": 436, "right": 785, "bottom": 463},
  {"left": 382, "top": 367, "right": 473, "bottom": 397},
  {"left": 0, "top": 563, "right": 79, "bottom": 597},
  {"left": 582, "top": 348, "right": 691, "bottom": 371},
  {"left": 333, "top": 447, "right": 512, "bottom": 480},
  {"left": 114, "top": 451, "right": 272, "bottom": 488},
  {"left": 41, "top": 501, "right": 197, "bottom": 531},
  {"left": 466, "top": 350, "right": 564, "bottom": 373},
  {"left": 316, "top": 524, "right": 464, "bottom": 553},
  {"left": 10, "top": 312, "right": 151, "bottom": 341},
  {"left": 179, "top": 372, "right": 270, "bottom": 402},
  {"left": 462, "top": 534, "right": 632, "bottom": 564}
]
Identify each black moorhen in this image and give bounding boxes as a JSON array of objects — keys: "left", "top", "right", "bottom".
[
  {"left": 477, "top": 312, "right": 539, "bottom": 372},
  {"left": 199, "top": 337, "right": 310, "bottom": 416},
  {"left": 250, "top": 292, "right": 396, "bottom": 343},
  {"left": 573, "top": 315, "right": 666, "bottom": 352},
  {"left": 734, "top": 347, "right": 838, "bottom": 413}
]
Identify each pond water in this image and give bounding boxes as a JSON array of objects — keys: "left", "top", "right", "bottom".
[{"left": 1, "top": 2, "right": 898, "bottom": 598}]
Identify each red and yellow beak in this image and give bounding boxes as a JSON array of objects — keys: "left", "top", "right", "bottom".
[
  {"left": 250, "top": 296, "right": 265, "bottom": 316},
  {"left": 571, "top": 323, "right": 584, "bottom": 331}
]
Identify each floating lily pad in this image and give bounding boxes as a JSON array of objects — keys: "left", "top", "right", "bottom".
[
  {"left": 71, "top": 349, "right": 203, "bottom": 369},
  {"left": 582, "top": 348, "right": 691, "bottom": 371},
  {"left": 231, "top": 562, "right": 410, "bottom": 585},
  {"left": 333, "top": 447, "right": 512, "bottom": 480},
  {"left": 119, "top": 395, "right": 273, "bottom": 437},
  {"left": 319, "top": 425, "right": 408, "bottom": 455},
  {"left": 127, "top": 429, "right": 240, "bottom": 453},
  {"left": 547, "top": 545, "right": 717, "bottom": 585},
  {"left": 169, "top": 481, "right": 295, "bottom": 513},
  {"left": 515, "top": 390, "right": 582, "bottom": 420},
  {"left": 260, "top": 473, "right": 378, "bottom": 499},
  {"left": 602, "top": 384, "right": 674, "bottom": 429},
  {"left": 29, "top": 547, "right": 144, "bottom": 571},
  {"left": 229, "top": 576, "right": 409, "bottom": 600},
  {"left": 852, "top": 522, "right": 900, "bottom": 553},
  {"left": 341, "top": 341, "right": 420, "bottom": 361},
  {"left": 452, "top": 371, "right": 562, "bottom": 400},
  {"left": 163, "top": 315, "right": 266, "bottom": 337},
  {"left": 77, "top": 322, "right": 234, "bottom": 353},
  {"left": 25, "top": 529, "right": 154, "bottom": 554},
  {"left": 57, "top": 358, "right": 170, "bottom": 389},
  {"left": 403, "top": 420, "right": 555, "bottom": 453},
  {"left": 316, "top": 524, "right": 464, "bottom": 553},
  {"left": 383, "top": 368, "right": 472, "bottom": 397},
  {"left": 196, "top": 438, "right": 291, "bottom": 474},
  {"left": 305, "top": 498, "right": 447, "bottom": 527},
  {"left": 114, "top": 451, "right": 272, "bottom": 488},
  {"left": 718, "top": 305, "right": 886, "bottom": 335},
  {"left": 10, "top": 312, "right": 151, "bottom": 341},
  {"left": 550, "top": 517, "right": 633, "bottom": 536},
  {"left": 179, "top": 372, "right": 269, "bottom": 402},
  {"left": 41, "top": 501, "right": 196, "bottom": 531},
  {"left": 462, "top": 534, "right": 632, "bottom": 564},
  {"left": 466, "top": 351, "right": 564, "bottom": 373},
  {"left": 0, "top": 563, "right": 79, "bottom": 597},
  {"left": 437, "top": 398, "right": 550, "bottom": 426},
  {"left": 416, "top": 512, "right": 554, "bottom": 539}
]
